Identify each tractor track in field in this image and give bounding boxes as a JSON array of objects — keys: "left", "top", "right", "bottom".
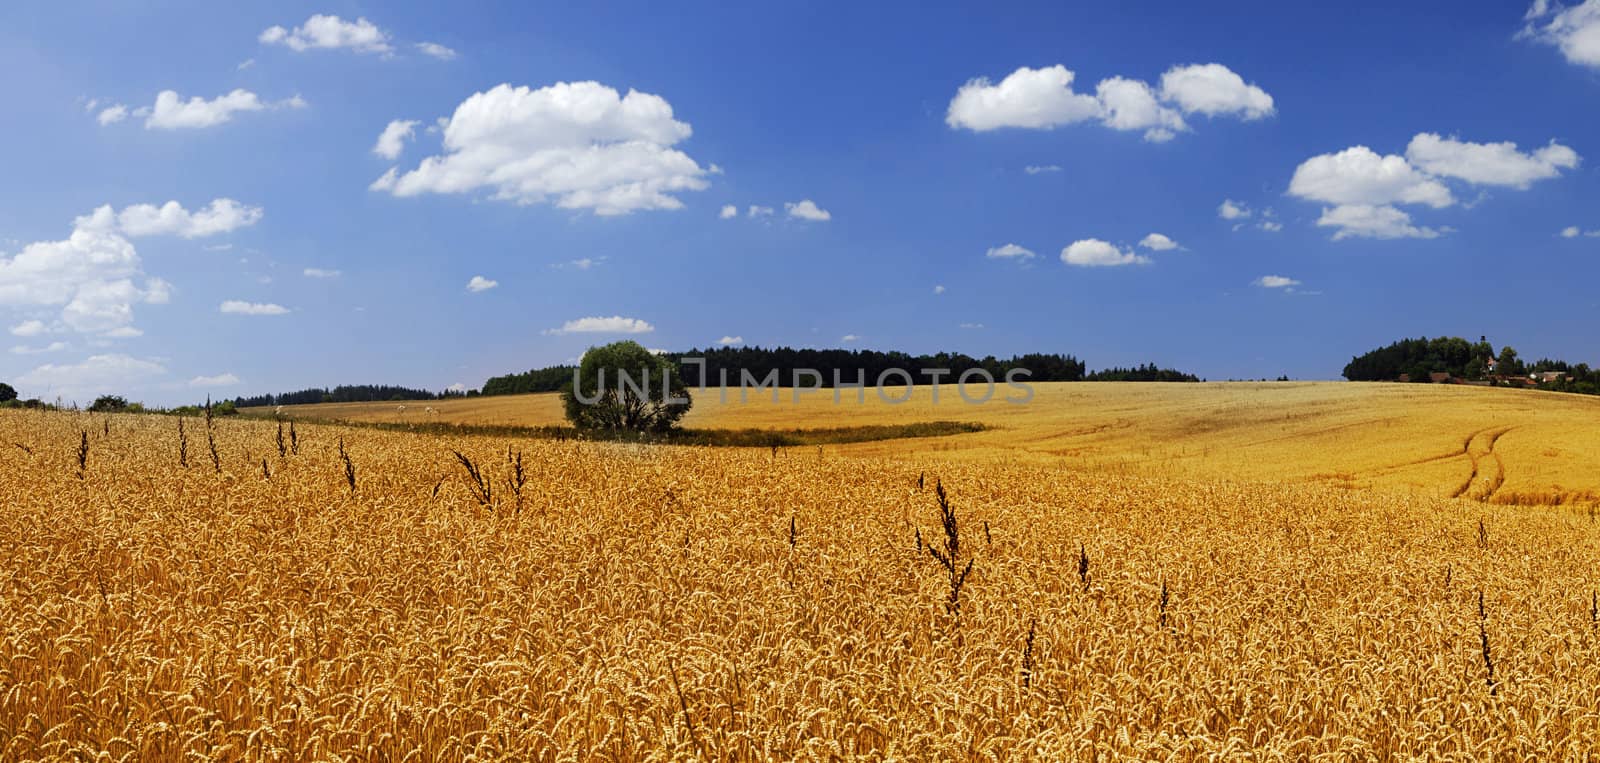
[{"left": 1449, "top": 426, "right": 1515, "bottom": 501}]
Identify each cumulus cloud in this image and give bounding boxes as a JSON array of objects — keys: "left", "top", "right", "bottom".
[
  {"left": 1288, "top": 146, "right": 1454, "bottom": 208},
  {"left": 747, "top": 205, "right": 774, "bottom": 218},
  {"left": 1522, "top": 0, "right": 1600, "bottom": 69},
  {"left": 416, "top": 42, "right": 457, "bottom": 60},
  {"left": 466, "top": 275, "right": 498, "bottom": 292},
  {"left": 303, "top": 267, "right": 341, "bottom": 278},
  {"left": 947, "top": 63, "right": 1272, "bottom": 140},
  {"left": 933, "top": 285, "right": 946, "bottom": 294},
  {"left": 1315, "top": 204, "right": 1442, "bottom": 240},
  {"left": 1218, "top": 199, "right": 1252, "bottom": 220},
  {"left": 1254, "top": 275, "right": 1301, "bottom": 289},
  {"left": 1060, "top": 238, "right": 1149, "bottom": 267},
  {"left": 77, "top": 199, "right": 263, "bottom": 239},
  {"left": 546, "top": 316, "right": 655, "bottom": 334},
  {"left": 718, "top": 335, "right": 743, "bottom": 345},
  {"left": 1289, "top": 133, "right": 1578, "bottom": 240},
  {"left": 0, "top": 203, "right": 210, "bottom": 335},
  {"left": 373, "top": 119, "right": 419, "bottom": 160},
  {"left": 141, "top": 89, "right": 302, "bottom": 130},
  {"left": 219, "top": 300, "right": 290, "bottom": 315},
  {"left": 1139, "top": 233, "right": 1180, "bottom": 251},
  {"left": 1405, "top": 133, "right": 1579, "bottom": 188},
  {"left": 189, "top": 373, "right": 241, "bottom": 387},
  {"left": 17, "top": 353, "right": 166, "bottom": 403},
  {"left": 1562, "top": 226, "right": 1581, "bottom": 238},
  {"left": 840, "top": 334, "right": 860, "bottom": 343},
  {"left": 96, "top": 105, "right": 129, "bottom": 125},
  {"left": 11, "top": 342, "right": 68, "bottom": 355},
  {"left": 1158, "top": 63, "right": 1275, "bottom": 119},
  {"left": 785, "top": 199, "right": 831, "bottom": 221},
  {"left": 1024, "top": 164, "right": 1062, "bottom": 174},
  {"left": 719, "top": 204, "right": 738, "bottom": 219},
  {"left": 261, "top": 15, "right": 393, "bottom": 55},
  {"left": 985, "top": 243, "right": 1036, "bottom": 261},
  {"left": 1258, "top": 221, "right": 1284, "bottom": 232},
  {"left": 373, "top": 81, "right": 711, "bottom": 216}
]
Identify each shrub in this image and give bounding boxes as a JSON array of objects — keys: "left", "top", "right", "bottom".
[{"left": 561, "top": 341, "right": 692, "bottom": 433}]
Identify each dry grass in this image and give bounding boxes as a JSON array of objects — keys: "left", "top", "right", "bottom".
[
  {"left": 262, "top": 382, "right": 1600, "bottom": 507},
  {"left": 5, "top": 407, "right": 1600, "bottom": 758}
]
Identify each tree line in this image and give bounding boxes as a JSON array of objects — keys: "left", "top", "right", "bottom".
[
  {"left": 233, "top": 385, "right": 471, "bottom": 408},
  {"left": 1343, "top": 336, "right": 1600, "bottom": 395}
]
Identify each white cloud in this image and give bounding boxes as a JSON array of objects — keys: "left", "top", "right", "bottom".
[
  {"left": 1253, "top": 275, "right": 1300, "bottom": 289},
  {"left": 10, "top": 342, "right": 68, "bottom": 355},
  {"left": 373, "top": 119, "right": 419, "bottom": 160},
  {"left": 547, "top": 316, "right": 655, "bottom": 334},
  {"left": 1315, "top": 204, "right": 1442, "bottom": 240},
  {"left": 466, "top": 275, "right": 498, "bottom": 292},
  {"left": 947, "top": 63, "right": 1272, "bottom": 138},
  {"left": 718, "top": 335, "right": 743, "bottom": 345},
  {"left": 237, "top": 58, "right": 255, "bottom": 71},
  {"left": 10, "top": 320, "right": 47, "bottom": 337},
  {"left": 1158, "top": 63, "right": 1275, "bottom": 120},
  {"left": 933, "top": 284, "right": 946, "bottom": 294},
  {"left": 303, "top": 267, "right": 341, "bottom": 278},
  {"left": 374, "top": 81, "right": 711, "bottom": 216},
  {"left": 261, "top": 15, "right": 393, "bottom": 55},
  {"left": 1024, "top": 164, "right": 1062, "bottom": 174},
  {"left": 1061, "top": 238, "right": 1149, "bottom": 267},
  {"left": 1139, "top": 233, "right": 1179, "bottom": 251},
  {"left": 566, "top": 258, "right": 598, "bottom": 270},
  {"left": 747, "top": 205, "right": 774, "bottom": 218},
  {"left": 719, "top": 204, "right": 738, "bottom": 219},
  {"left": 17, "top": 353, "right": 166, "bottom": 403},
  {"left": 447, "top": 382, "right": 467, "bottom": 392},
  {"left": 785, "top": 199, "right": 831, "bottom": 221},
  {"left": 142, "top": 89, "right": 302, "bottom": 130},
  {"left": 946, "top": 65, "right": 1103, "bottom": 131},
  {"left": 1288, "top": 146, "right": 1454, "bottom": 208},
  {"left": 1258, "top": 221, "right": 1283, "bottom": 232},
  {"left": 416, "top": 42, "right": 457, "bottom": 60},
  {"left": 1522, "top": 0, "right": 1600, "bottom": 69},
  {"left": 840, "top": 334, "right": 860, "bottom": 343},
  {"left": 219, "top": 300, "right": 290, "bottom": 315},
  {"left": 1218, "top": 199, "right": 1252, "bottom": 220},
  {"left": 78, "top": 199, "right": 263, "bottom": 239},
  {"left": 368, "top": 167, "right": 398, "bottom": 192},
  {"left": 1095, "top": 76, "right": 1186, "bottom": 142},
  {"left": 96, "top": 105, "right": 129, "bottom": 125},
  {"left": 189, "top": 373, "right": 241, "bottom": 387},
  {"left": 1405, "top": 133, "right": 1580, "bottom": 188},
  {"left": 959, "top": 322, "right": 984, "bottom": 329},
  {"left": 985, "top": 243, "right": 1036, "bottom": 260},
  {"left": 0, "top": 221, "right": 171, "bottom": 335},
  {"left": 1563, "top": 226, "right": 1581, "bottom": 238}
]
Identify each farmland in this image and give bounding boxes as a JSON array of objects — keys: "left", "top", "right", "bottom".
[
  {"left": 1, "top": 384, "right": 1599, "bottom": 757},
  {"left": 261, "top": 381, "right": 1600, "bottom": 508}
]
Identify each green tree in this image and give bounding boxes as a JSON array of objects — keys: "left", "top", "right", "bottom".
[
  {"left": 1464, "top": 357, "right": 1485, "bottom": 380},
  {"left": 0, "top": 382, "right": 16, "bottom": 403},
  {"left": 88, "top": 395, "right": 128, "bottom": 412},
  {"left": 562, "top": 341, "right": 692, "bottom": 433},
  {"left": 1497, "top": 346, "right": 1523, "bottom": 376}
]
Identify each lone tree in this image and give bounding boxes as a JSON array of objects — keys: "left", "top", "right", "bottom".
[
  {"left": 88, "top": 395, "right": 128, "bottom": 413},
  {"left": 0, "top": 382, "right": 16, "bottom": 403},
  {"left": 562, "top": 341, "right": 692, "bottom": 433}
]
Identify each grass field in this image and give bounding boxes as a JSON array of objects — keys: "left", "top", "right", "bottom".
[
  {"left": 260, "top": 381, "right": 1600, "bottom": 508},
  {"left": 5, "top": 405, "right": 1600, "bottom": 757}
]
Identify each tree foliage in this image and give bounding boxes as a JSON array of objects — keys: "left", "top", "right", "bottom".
[
  {"left": 0, "top": 382, "right": 16, "bottom": 403},
  {"left": 561, "top": 341, "right": 692, "bottom": 433}
]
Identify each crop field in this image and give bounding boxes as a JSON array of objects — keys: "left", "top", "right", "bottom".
[
  {"left": 263, "top": 382, "right": 1600, "bottom": 508},
  {"left": 5, "top": 397, "right": 1600, "bottom": 759}
]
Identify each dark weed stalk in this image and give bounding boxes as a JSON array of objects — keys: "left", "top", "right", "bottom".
[
  {"left": 789, "top": 515, "right": 797, "bottom": 549},
  {"left": 76, "top": 431, "right": 89, "bottom": 479},
  {"left": 204, "top": 397, "right": 220, "bottom": 474},
  {"left": 1078, "top": 544, "right": 1091, "bottom": 592},
  {"left": 1159, "top": 580, "right": 1170, "bottom": 630},
  {"left": 1021, "top": 617, "right": 1037, "bottom": 689},
  {"left": 338, "top": 438, "right": 356, "bottom": 493},
  {"left": 276, "top": 421, "right": 287, "bottom": 458},
  {"left": 1478, "top": 589, "right": 1497, "bottom": 695},
  {"left": 926, "top": 481, "right": 974, "bottom": 620},
  {"left": 289, "top": 421, "right": 299, "bottom": 455},
  {"left": 453, "top": 450, "right": 493, "bottom": 508},
  {"left": 506, "top": 449, "right": 526, "bottom": 513},
  {"left": 1477, "top": 518, "right": 1488, "bottom": 550},
  {"left": 177, "top": 418, "right": 188, "bottom": 468},
  {"left": 984, "top": 520, "right": 992, "bottom": 546}
]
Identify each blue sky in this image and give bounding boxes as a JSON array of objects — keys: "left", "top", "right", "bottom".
[{"left": 2, "top": 1, "right": 1598, "bottom": 404}]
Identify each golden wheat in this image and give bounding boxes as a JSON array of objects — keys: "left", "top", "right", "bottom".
[{"left": 4, "top": 406, "right": 1600, "bottom": 759}]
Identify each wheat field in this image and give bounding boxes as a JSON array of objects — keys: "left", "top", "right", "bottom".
[
  {"left": 6, "top": 399, "right": 1600, "bottom": 759},
  {"left": 266, "top": 382, "right": 1600, "bottom": 507}
]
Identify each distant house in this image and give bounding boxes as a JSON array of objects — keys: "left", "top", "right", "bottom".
[
  {"left": 1429, "top": 372, "right": 1453, "bottom": 384},
  {"left": 1534, "top": 370, "right": 1567, "bottom": 383},
  {"left": 1485, "top": 356, "right": 1500, "bottom": 374}
]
